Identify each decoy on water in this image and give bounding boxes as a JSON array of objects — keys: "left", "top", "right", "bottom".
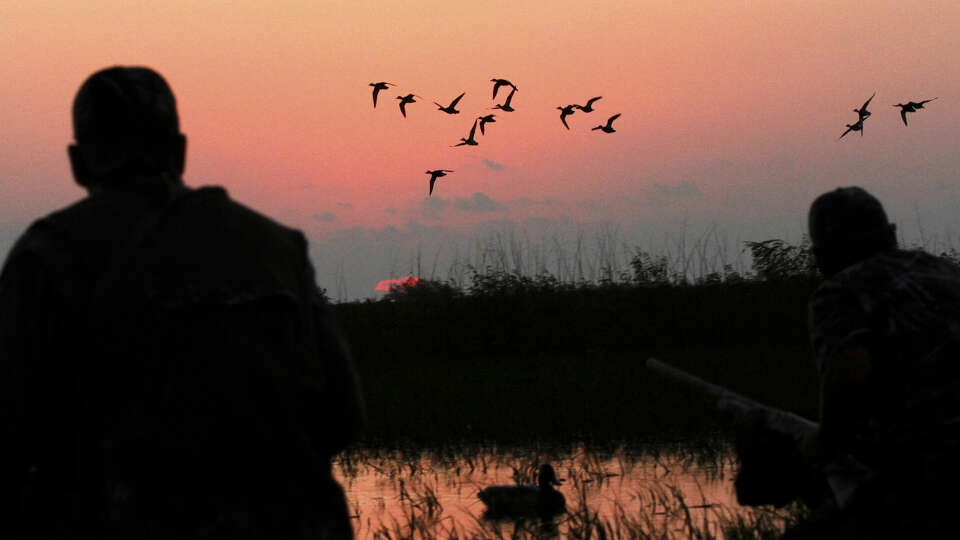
[
  {"left": 557, "top": 105, "right": 577, "bottom": 130},
  {"left": 492, "top": 88, "right": 517, "bottom": 112},
  {"left": 477, "top": 114, "right": 496, "bottom": 135},
  {"left": 369, "top": 81, "right": 395, "bottom": 108},
  {"left": 426, "top": 169, "right": 454, "bottom": 196},
  {"left": 894, "top": 98, "right": 937, "bottom": 126},
  {"left": 573, "top": 96, "right": 602, "bottom": 112},
  {"left": 477, "top": 464, "right": 566, "bottom": 519},
  {"left": 434, "top": 92, "right": 465, "bottom": 114},
  {"left": 453, "top": 118, "right": 480, "bottom": 147},
  {"left": 396, "top": 93, "right": 419, "bottom": 118},
  {"left": 491, "top": 78, "right": 518, "bottom": 100},
  {"left": 854, "top": 92, "right": 875, "bottom": 122},
  {"left": 592, "top": 113, "right": 621, "bottom": 133}
]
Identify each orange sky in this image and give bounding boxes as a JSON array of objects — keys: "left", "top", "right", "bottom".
[{"left": 2, "top": 1, "right": 959, "bottom": 295}]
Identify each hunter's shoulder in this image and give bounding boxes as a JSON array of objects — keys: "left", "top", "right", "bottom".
[{"left": 181, "top": 185, "right": 307, "bottom": 248}]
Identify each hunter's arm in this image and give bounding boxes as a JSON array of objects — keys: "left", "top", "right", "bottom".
[{"left": 808, "top": 280, "right": 874, "bottom": 456}]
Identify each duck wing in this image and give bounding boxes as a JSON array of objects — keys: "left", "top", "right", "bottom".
[
  {"left": 901, "top": 108, "right": 908, "bottom": 126},
  {"left": 861, "top": 92, "right": 875, "bottom": 112},
  {"left": 450, "top": 92, "right": 465, "bottom": 108},
  {"left": 606, "top": 113, "right": 621, "bottom": 128},
  {"left": 585, "top": 96, "right": 602, "bottom": 109}
]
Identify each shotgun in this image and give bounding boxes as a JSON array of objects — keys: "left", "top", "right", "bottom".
[{"left": 645, "top": 357, "right": 818, "bottom": 440}]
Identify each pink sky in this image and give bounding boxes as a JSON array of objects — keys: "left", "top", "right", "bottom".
[{"left": 2, "top": 1, "right": 959, "bottom": 295}]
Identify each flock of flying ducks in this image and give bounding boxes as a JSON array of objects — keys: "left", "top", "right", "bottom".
[
  {"left": 840, "top": 92, "right": 938, "bottom": 139},
  {"left": 369, "top": 78, "right": 622, "bottom": 196}
]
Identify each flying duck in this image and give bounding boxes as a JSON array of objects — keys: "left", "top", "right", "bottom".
[
  {"left": 453, "top": 118, "right": 480, "bottom": 147},
  {"left": 369, "top": 82, "right": 395, "bottom": 108},
  {"left": 426, "top": 169, "right": 454, "bottom": 196},
  {"left": 434, "top": 92, "right": 466, "bottom": 114},
  {"left": 592, "top": 113, "right": 621, "bottom": 133}
]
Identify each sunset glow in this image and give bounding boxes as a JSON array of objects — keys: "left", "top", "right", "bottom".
[{"left": 2, "top": 1, "right": 959, "bottom": 297}]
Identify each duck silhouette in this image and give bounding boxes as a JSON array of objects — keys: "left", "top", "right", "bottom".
[
  {"left": 492, "top": 88, "right": 516, "bottom": 112},
  {"left": 453, "top": 118, "right": 480, "bottom": 147},
  {"left": 853, "top": 92, "right": 875, "bottom": 122},
  {"left": 396, "top": 94, "right": 419, "bottom": 118},
  {"left": 491, "top": 78, "right": 518, "bottom": 100},
  {"left": 434, "top": 92, "right": 465, "bottom": 114},
  {"left": 477, "top": 114, "right": 496, "bottom": 135},
  {"left": 426, "top": 169, "right": 454, "bottom": 196},
  {"left": 592, "top": 113, "right": 621, "bottom": 133},
  {"left": 477, "top": 464, "right": 566, "bottom": 520},
  {"left": 839, "top": 118, "right": 866, "bottom": 139},
  {"left": 369, "top": 82, "right": 395, "bottom": 108},
  {"left": 573, "top": 96, "right": 602, "bottom": 112},
  {"left": 894, "top": 98, "right": 936, "bottom": 126},
  {"left": 557, "top": 105, "right": 577, "bottom": 130}
]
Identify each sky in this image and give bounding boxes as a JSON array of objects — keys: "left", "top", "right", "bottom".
[{"left": 2, "top": 1, "right": 959, "bottom": 299}]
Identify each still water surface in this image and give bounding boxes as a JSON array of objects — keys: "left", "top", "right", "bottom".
[{"left": 334, "top": 446, "right": 790, "bottom": 539}]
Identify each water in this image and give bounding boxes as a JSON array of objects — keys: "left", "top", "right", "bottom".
[{"left": 335, "top": 446, "right": 795, "bottom": 539}]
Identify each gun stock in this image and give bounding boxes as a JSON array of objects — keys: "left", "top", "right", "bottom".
[{"left": 646, "top": 357, "right": 818, "bottom": 440}]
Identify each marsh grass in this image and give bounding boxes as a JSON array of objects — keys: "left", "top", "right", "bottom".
[{"left": 338, "top": 446, "right": 805, "bottom": 539}]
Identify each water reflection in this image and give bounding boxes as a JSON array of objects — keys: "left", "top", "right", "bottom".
[{"left": 334, "top": 446, "right": 797, "bottom": 539}]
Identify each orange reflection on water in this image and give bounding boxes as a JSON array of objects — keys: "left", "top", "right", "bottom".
[{"left": 334, "top": 447, "right": 784, "bottom": 539}]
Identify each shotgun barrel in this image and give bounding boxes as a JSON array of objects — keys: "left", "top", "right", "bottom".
[{"left": 646, "top": 357, "right": 818, "bottom": 440}]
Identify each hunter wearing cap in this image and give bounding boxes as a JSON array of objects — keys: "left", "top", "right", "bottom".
[
  {"left": 737, "top": 186, "right": 960, "bottom": 538},
  {"left": 0, "top": 66, "right": 364, "bottom": 539}
]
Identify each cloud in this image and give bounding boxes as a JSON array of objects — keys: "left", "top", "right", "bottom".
[
  {"left": 385, "top": 206, "right": 397, "bottom": 215},
  {"left": 506, "top": 197, "right": 562, "bottom": 209},
  {"left": 482, "top": 158, "right": 505, "bottom": 171},
  {"left": 649, "top": 181, "right": 700, "bottom": 199},
  {"left": 454, "top": 192, "right": 506, "bottom": 213},
  {"left": 420, "top": 196, "right": 451, "bottom": 220},
  {"left": 577, "top": 199, "right": 605, "bottom": 212},
  {"left": 313, "top": 212, "right": 337, "bottom": 222},
  {"left": 337, "top": 202, "right": 354, "bottom": 209}
]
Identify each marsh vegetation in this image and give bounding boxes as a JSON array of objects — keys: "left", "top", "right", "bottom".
[{"left": 330, "top": 237, "right": 959, "bottom": 537}]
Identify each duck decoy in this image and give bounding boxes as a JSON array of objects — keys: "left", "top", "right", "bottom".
[
  {"left": 426, "top": 170, "right": 454, "bottom": 196},
  {"left": 453, "top": 118, "right": 480, "bottom": 147},
  {"left": 573, "top": 96, "right": 602, "bottom": 112},
  {"left": 557, "top": 105, "right": 577, "bottom": 130},
  {"left": 396, "top": 94, "right": 419, "bottom": 118},
  {"left": 839, "top": 117, "right": 866, "bottom": 139},
  {"left": 369, "top": 82, "right": 395, "bottom": 108},
  {"left": 592, "top": 113, "right": 621, "bottom": 133},
  {"left": 477, "top": 464, "right": 566, "bottom": 519},
  {"left": 477, "top": 114, "right": 496, "bottom": 135},
  {"left": 434, "top": 92, "right": 465, "bottom": 114},
  {"left": 491, "top": 78, "right": 518, "bottom": 100},
  {"left": 853, "top": 92, "right": 875, "bottom": 122},
  {"left": 894, "top": 98, "right": 936, "bottom": 126},
  {"left": 492, "top": 88, "right": 516, "bottom": 112}
]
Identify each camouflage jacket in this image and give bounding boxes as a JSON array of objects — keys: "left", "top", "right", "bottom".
[{"left": 809, "top": 248, "right": 960, "bottom": 459}]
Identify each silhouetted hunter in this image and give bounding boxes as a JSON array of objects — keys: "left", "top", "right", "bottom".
[
  {"left": 736, "top": 187, "right": 960, "bottom": 538},
  {"left": 0, "top": 66, "right": 364, "bottom": 539}
]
